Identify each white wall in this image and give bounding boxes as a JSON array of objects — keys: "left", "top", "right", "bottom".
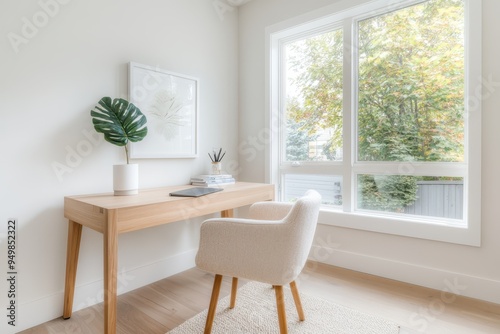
[
  {"left": 0, "top": 0, "right": 239, "bottom": 332},
  {"left": 238, "top": 0, "right": 500, "bottom": 306}
]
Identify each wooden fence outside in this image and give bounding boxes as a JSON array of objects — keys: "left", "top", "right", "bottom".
[{"left": 404, "top": 181, "right": 463, "bottom": 219}]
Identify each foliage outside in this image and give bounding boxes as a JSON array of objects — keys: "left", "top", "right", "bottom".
[
  {"left": 285, "top": 118, "right": 318, "bottom": 161},
  {"left": 285, "top": 0, "right": 465, "bottom": 213}
]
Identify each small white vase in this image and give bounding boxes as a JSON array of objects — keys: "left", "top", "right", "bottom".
[{"left": 113, "top": 164, "right": 139, "bottom": 196}]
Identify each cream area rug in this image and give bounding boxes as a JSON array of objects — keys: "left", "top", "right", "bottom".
[{"left": 168, "top": 281, "right": 400, "bottom": 334}]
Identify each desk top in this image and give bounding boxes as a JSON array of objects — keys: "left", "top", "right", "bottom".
[{"left": 64, "top": 182, "right": 275, "bottom": 234}]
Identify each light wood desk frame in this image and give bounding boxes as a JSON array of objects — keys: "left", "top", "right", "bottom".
[{"left": 62, "top": 182, "right": 274, "bottom": 334}]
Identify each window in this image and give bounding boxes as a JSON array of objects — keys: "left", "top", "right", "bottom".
[{"left": 268, "top": 0, "right": 481, "bottom": 245}]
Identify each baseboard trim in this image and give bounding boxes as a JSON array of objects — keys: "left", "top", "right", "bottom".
[
  {"left": 309, "top": 245, "right": 500, "bottom": 305},
  {"left": 11, "top": 249, "right": 197, "bottom": 333}
]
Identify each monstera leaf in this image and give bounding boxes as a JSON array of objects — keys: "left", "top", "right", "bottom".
[{"left": 90, "top": 97, "right": 148, "bottom": 163}]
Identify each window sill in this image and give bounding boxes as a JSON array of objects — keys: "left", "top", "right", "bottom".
[{"left": 317, "top": 207, "right": 480, "bottom": 247}]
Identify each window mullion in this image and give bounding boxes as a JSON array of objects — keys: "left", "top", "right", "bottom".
[
  {"left": 352, "top": 163, "right": 468, "bottom": 178},
  {"left": 343, "top": 19, "right": 353, "bottom": 212},
  {"left": 280, "top": 164, "right": 343, "bottom": 175}
]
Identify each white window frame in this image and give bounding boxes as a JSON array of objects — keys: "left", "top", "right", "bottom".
[{"left": 265, "top": 0, "right": 481, "bottom": 246}]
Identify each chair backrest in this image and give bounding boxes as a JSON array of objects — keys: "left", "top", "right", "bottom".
[{"left": 277, "top": 190, "right": 322, "bottom": 284}]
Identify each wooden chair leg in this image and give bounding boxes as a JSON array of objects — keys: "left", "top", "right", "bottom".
[
  {"left": 290, "top": 281, "right": 305, "bottom": 321},
  {"left": 230, "top": 277, "right": 238, "bottom": 309},
  {"left": 274, "top": 285, "right": 288, "bottom": 334},
  {"left": 204, "top": 274, "right": 223, "bottom": 334}
]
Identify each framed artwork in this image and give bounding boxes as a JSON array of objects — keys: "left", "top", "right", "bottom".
[{"left": 128, "top": 62, "right": 198, "bottom": 158}]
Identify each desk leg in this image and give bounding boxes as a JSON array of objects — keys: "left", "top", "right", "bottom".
[
  {"left": 104, "top": 210, "right": 118, "bottom": 334},
  {"left": 63, "top": 220, "right": 83, "bottom": 319},
  {"left": 221, "top": 209, "right": 234, "bottom": 218}
]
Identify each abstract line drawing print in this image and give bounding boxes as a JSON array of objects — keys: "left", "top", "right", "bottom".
[{"left": 129, "top": 62, "right": 198, "bottom": 158}]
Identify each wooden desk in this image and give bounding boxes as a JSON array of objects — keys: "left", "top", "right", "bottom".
[{"left": 62, "top": 182, "right": 274, "bottom": 334}]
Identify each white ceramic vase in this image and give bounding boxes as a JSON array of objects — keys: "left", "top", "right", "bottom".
[{"left": 113, "top": 164, "right": 139, "bottom": 196}]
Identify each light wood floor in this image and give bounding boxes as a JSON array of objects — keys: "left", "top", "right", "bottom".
[{"left": 20, "top": 262, "right": 500, "bottom": 334}]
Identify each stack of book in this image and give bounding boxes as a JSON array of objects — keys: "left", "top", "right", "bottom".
[{"left": 190, "top": 174, "right": 235, "bottom": 187}]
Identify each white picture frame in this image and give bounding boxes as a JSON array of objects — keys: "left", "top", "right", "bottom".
[{"left": 128, "top": 62, "right": 198, "bottom": 158}]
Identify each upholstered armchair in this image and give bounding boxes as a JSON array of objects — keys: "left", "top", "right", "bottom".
[{"left": 195, "top": 190, "right": 322, "bottom": 334}]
